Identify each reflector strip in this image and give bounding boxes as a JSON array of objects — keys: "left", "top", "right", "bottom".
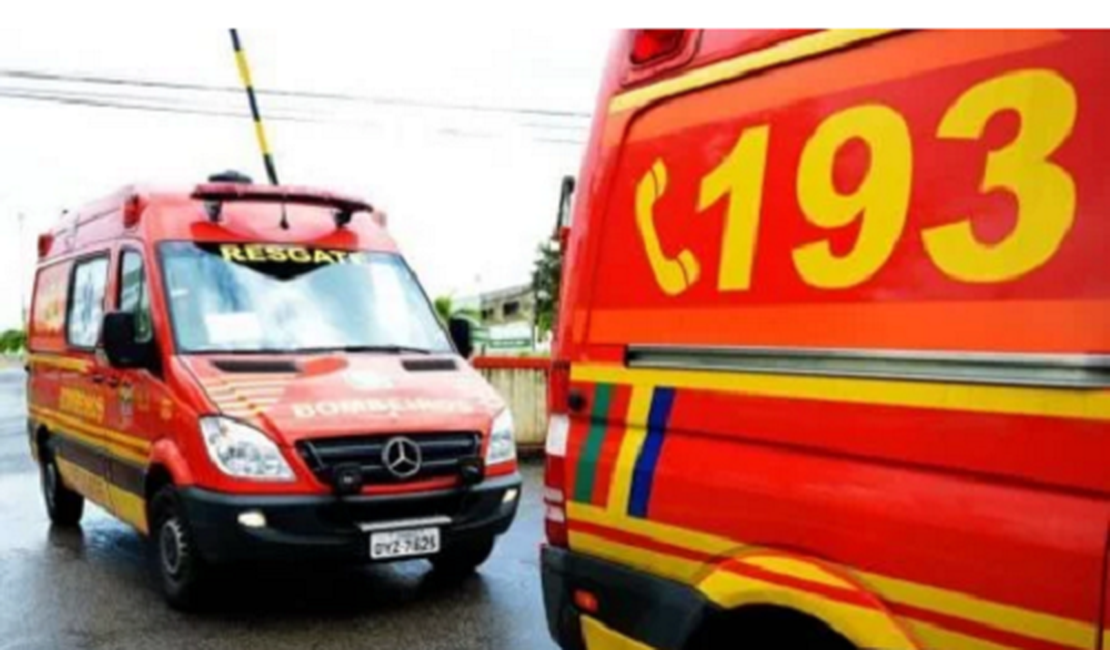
[{"left": 609, "top": 29, "right": 899, "bottom": 114}]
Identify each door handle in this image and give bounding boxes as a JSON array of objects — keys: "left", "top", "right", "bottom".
[{"left": 90, "top": 373, "right": 119, "bottom": 387}]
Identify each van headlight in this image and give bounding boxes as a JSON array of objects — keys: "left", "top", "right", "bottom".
[
  {"left": 199, "top": 416, "right": 295, "bottom": 481},
  {"left": 485, "top": 409, "right": 517, "bottom": 465}
]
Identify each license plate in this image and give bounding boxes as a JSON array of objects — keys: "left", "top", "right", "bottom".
[{"left": 369, "top": 527, "right": 441, "bottom": 560}]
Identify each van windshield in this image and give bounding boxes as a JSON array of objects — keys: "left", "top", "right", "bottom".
[{"left": 159, "top": 242, "right": 452, "bottom": 354}]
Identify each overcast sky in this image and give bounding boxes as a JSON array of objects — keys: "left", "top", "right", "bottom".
[{"left": 0, "top": 26, "right": 612, "bottom": 330}]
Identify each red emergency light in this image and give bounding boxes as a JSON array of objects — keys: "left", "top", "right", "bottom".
[
  {"left": 630, "top": 30, "right": 689, "bottom": 65},
  {"left": 37, "top": 233, "right": 54, "bottom": 259},
  {"left": 122, "top": 194, "right": 146, "bottom": 228}
]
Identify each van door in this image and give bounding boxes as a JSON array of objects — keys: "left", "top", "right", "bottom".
[
  {"left": 53, "top": 254, "right": 113, "bottom": 510},
  {"left": 100, "top": 246, "right": 160, "bottom": 533}
]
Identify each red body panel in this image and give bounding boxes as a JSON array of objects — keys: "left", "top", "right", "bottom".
[{"left": 552, "top": 29, "right": 1110, "bottom": 649}]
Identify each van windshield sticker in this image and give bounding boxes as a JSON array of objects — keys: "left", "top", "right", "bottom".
[
  {"left": 203, "top": 313, "right": 263, "bottom": 345},
  {"left": 198, "top": 243, "right": 368, "bottom": 280}
]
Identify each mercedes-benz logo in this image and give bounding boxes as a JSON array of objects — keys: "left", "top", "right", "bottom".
[{"left": 382, "top": 437, "right": 422, "bottom": 480}]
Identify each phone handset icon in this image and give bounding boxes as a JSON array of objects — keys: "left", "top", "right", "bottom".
[{"left": 635, "top": 159, "right": 700, "bottom": 296}]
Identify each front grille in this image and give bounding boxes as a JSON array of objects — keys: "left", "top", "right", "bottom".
[{"left": 297, "top": 432, "right": 481, "bottom": 486}]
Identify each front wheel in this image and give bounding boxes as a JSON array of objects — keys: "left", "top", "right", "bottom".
[
  {"left": 150, "top": 487, "right": 209, "bottom": 610},
  {"left": 430, "top": 537, "right": 495, "bottom": 576},
  {"left": 40, "top": 451, "right": 84, "bottom": 526}
]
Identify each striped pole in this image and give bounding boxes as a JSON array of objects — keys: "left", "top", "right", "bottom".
[{"left": 229, "top": 29, "right": 279, "bottom": 185}]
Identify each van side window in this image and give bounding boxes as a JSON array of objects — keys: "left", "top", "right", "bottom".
[
  {"left": 66, "top": 257, "right": 110, "bottom": 348},
  {"left": 119, "top": 250, "right": 153, "bottom": 343}
]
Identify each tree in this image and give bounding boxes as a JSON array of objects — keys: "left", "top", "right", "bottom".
[
  {"left": 531, "top": 240, "right": 563, "bottom": 338},
  {"left": 433, "top": 296, "right": 479, "bottom": 325},
  {"left": 0, "top": 328, "right": 27, "bottom": 354}
]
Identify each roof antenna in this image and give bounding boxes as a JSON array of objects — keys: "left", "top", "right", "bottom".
[
  {"left": 230, "top": 29, "right": 290, "bottom": 232},
  {"left": 229, "top": 29, "right": 279, "bottom": 187}
]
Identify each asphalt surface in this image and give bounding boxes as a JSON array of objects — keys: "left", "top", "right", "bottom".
[{"left": 0, "top": 367, "right": 558, "bottom": 650}]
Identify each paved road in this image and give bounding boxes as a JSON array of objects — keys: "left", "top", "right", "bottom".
[{"left": 0, "top": 368, "right": 558, "bottom": 650}]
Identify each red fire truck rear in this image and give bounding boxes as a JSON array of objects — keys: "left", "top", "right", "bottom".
[{"left": 542, "top": 29, "right": 1110, "bottom": 650}]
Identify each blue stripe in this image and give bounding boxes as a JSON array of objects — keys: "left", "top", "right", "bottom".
[{"left": 628, "top": 387, "right": 675, "bottom": 518}]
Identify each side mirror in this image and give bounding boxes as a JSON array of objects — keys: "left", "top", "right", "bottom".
[
  {"left": 448, "top": 317, "right": 474, "bottom": 360},
  {"left": 101, "top": 311, "right": 151, "bottom": 369}
]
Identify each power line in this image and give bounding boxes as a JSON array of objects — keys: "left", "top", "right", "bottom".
[
  {"left": 0, "top": 68, "right": 593, "bottom": 120},
  {"left": 0, "top": 88, "right": 588, "bottom": 146},
  {"left": 0, "top": 73, "right": 591, "bottom": 136},
  {"left": 0, "top": 87, "right": 309, "bottom": 121}
]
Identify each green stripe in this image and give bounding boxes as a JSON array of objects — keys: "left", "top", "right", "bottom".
[{"left": 573, "top": 383, "right": 612, "bottom": 503}]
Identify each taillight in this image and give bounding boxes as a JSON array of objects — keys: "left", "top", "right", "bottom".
[
  {"left": 630, "top": 30, "right": 688, "bottom": 65},
  {"left": 544, "top": 413, "right": 570, "bottom": 547},
  {"left": 548, "top": 360, "right": 571, "bottom": 414}
]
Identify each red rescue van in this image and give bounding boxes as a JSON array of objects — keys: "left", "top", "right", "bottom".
[
  {"left": 26, "top": 175, "right": 521, "bottom": 608},
  {"left": 542, "top": 30, "right": 1110, "bottom": 650}
]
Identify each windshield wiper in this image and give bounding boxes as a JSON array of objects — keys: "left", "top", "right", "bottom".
[{"left": 300, "top": 345, "right": 434, "bottom": 355}]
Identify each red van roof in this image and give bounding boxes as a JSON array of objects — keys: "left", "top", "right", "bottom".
[{"left": 39, "top": 183, "right": 398, "bottom": 260}]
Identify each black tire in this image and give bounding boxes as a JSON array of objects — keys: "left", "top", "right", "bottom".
[
  {"left": 430, "top": 537, "right": 495, "bottom": 576},
  {"left": 687, "top": 606, "right": 857, "bottom": 650},
  {"left": 150, "top": 487, "right": 209, "bottom": 610},
  {"left": 40, "top": 450, "right": 84, "bottom": 527}
]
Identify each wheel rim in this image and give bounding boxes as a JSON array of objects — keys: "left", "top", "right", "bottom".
[{"left": 160, "top": 518, "right": 186, "bottom": 578}]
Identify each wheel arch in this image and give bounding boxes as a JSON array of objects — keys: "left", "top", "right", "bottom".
[
  {"left": 692, "top": 550, "right": 922, "bottom": 650},
  {"left": 147, "top": 438, "right": 194, "bottom": 490}
]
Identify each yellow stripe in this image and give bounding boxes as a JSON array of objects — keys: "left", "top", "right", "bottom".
[
  {"left": 566, "top": 501, "right": 1094, "bottom": 650},
  {"left": 206, "top": 386, "right": 287, "bottom": 397},
  {"left": 32, "top": 405, "right": 151, "bottom": 452},
  {"left": 862, "top": 572, "right": 1093, "bottom": 650},
  {"left": 31, "top": 408, "right": 150, "bottom": 465},
  {"left": 905, "top": 620, "right": 1016, "bottom": 650},
  {"left": 606, "top": 387, "right": 653, "bottom": 514},
  {"left": 570, "top": 501, "right": 740, "bottom": 557},
  {"left": 56, "top": 456, "right": 111, "bottom": 509},
  {"left": 205, "top": 379, "right": 294, "bottom": 392},
  {"left": 27, "top": 353, "right": 91, "bottom": 372},
  {"left": 573, "top": 516, "right": 916, "bottom": 650},
  {"left": 107, "top": 485, "right": 148, "bottom": 534},
  {"left": 580, "top": 616, "right": 655, "bottom": 650},
  {"left": 609, "top": 29, "right": 898, "bottom": 114},
  {"left": 221, "top": 408, "right": 266, "bottom": 418},
  {"left": 52, "top": 431, "right": 148, "bottom": 534},
  {"left": 234, "top": 50, "right": 253, "bottom": 88},
  {"left": 745, "top": 556, "right": 854, "bottom": 590},
  {"left": 569, "top": 530, "right": 702, "bottom": 585},
  {"left": 571, "top": 364, "right": 1110, "bottom": 422},
  {"left": 699, "top": 571, "right": 918, "bottom": 650},
  {"left": 210, "top": 393, "right": 283, "bottom": 406}
]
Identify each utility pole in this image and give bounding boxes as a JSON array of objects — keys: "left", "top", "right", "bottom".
[{"left": 17, "top": 212, "right": 27, "bottom": 325}]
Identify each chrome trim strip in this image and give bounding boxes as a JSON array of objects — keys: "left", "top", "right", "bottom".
[
  {"left": 357, "top": 516, "right": 452, "bottom": 533},
  {"left": 625, "top": 345, "right": 1110, "bottom": 389}
]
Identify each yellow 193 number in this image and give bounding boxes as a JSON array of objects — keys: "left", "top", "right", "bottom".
[
  {"left": 924, "top": 70, "right": 1077, "bottom": 283},
  {"left": 793, "top": 104, "right": 912, "bottom": 289},
  {"left": 634, "top": 68, "right": 1078, "bottom": 296}
]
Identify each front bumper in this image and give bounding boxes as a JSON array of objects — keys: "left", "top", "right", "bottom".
[
  {"left": 542, "top": 545, "right": 713, "bottom": 650},
  {"left": 180, "top": 472, "right": 521, "bottom": 563}
]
